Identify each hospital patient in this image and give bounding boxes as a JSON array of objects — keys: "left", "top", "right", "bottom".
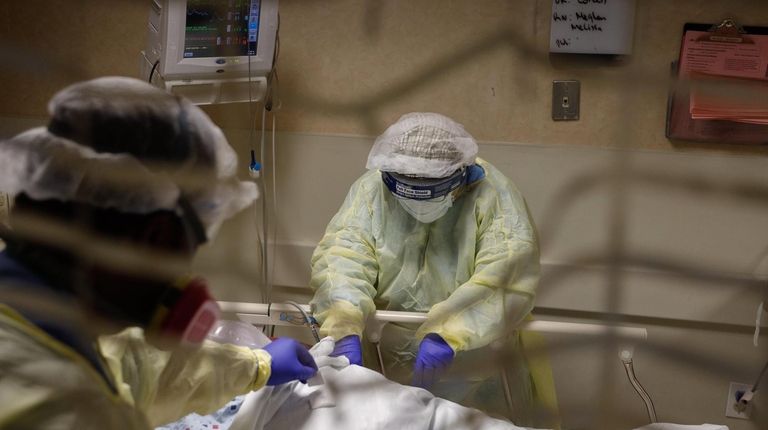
[
  {"left": 170, "top": 335, "right": 542, "bottom": 430},
  {"left": 0, "top": 77, "right": 317, "bottom": 429}
]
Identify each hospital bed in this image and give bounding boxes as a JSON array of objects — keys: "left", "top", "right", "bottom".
[{"left": 218, "top": 301, "right": 656, "bottom": 425}]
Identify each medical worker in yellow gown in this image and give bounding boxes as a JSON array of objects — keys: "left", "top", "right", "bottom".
[
  {"left": 310, "top": 112, "right": 557, "bottom": 426},
  {"left": 0, "top": 77, "right": 316, "bottom": 429}
]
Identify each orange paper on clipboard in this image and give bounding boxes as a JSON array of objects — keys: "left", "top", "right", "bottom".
[
  {"left": 681, "top": 29, "right": 768, "bottom": 125},
  {"left": 679, "top": 30, "right": 768, "bottom": 80},
  {"left": 666, "top": 20, "right": 768, "bottom": 144},
  {"left": 688, "top": 73, "right": 768, "bottom": 124}
]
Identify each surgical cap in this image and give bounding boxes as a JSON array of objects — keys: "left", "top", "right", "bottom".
[
  {"left": 366, "top": 112, "right": 478, "bottom": 179},
  {"left": 0, "top": 76, "right": 258, "bottom": 239}
]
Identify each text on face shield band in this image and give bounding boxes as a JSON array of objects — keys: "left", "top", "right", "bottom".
[{"left": 381, "top": 168, "right": 468, "bottom": 201}]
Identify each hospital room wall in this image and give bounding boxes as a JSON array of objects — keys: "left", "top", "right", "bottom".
[
  {"left": 0, "top": 0, "right": 767, "bottom": 429},
  {"left": 3, "top": 0, "right": 768, "bottom": 152}
]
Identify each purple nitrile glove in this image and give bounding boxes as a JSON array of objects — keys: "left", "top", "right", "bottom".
[
  {"left": 262, "top": 338, "right": 318, "bottom": 386},
  {"left": 330, "top": 334, "right": 362, "bottom": 366},
  {"left": 412, "top": 333, "right": 454, "bottom": 389}
]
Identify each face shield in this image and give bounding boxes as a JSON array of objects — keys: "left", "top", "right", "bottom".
[
  {"left": 383, "top": 169, "right": 466, "bottom": 223},
  {"left": 382, "top": 165, "right": 485, "bottom": 223},
  {"left": 368, "top": 112, "right": 485, "bottom": 223},
  {"left": 382, "top": 168, "right": 468, "bottom": 201}
]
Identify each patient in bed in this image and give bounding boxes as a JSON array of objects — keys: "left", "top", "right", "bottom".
[{"left": 159, "top": 337, "right": 540, "bottom": 430}]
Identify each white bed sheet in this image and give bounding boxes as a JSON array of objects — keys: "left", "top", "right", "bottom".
[
  {"left": 633, "top": 424, "right": 729, "bottom": 430},
  {"left": 229, "top": 337, "right": 539, "bottom": 430}
]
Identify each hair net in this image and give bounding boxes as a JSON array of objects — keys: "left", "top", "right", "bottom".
[
  {"left": 0, "top": 76, "right": 258, "bottom": 239},
  {"left": 366, "top": 112, "right": 478, "bottom": 178}
]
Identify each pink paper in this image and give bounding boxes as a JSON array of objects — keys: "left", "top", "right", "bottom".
[{"left": 679, "top": 31, "right": 768, "bottom": 80}]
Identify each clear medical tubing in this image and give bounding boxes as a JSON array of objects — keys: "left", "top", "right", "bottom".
[{"left": 621, "top": 352, "right": 658, "bottom": 424}]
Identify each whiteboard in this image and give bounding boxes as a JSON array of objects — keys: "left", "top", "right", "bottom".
[{"left": 549, "top": 0, "right": 636, "bottom": 55}]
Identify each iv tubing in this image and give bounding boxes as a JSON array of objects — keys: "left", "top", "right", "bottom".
[
  {"left": 284, "top": 300, "right": 320, "bottom": 343},
  {"left": 622, "top": 358, "right": 658, "bottom": 423}
]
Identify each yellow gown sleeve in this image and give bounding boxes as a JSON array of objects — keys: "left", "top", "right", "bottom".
[
  {"left": 309, "top": 173, "right": 380, "bottom": 340},
  {"left": 97, "top": 327, "right": 271, "bottom": 427},
  {"left": 416, "top": 177, "right": 540, "bottom": 353}
]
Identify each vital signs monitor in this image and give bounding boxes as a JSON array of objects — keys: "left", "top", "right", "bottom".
[{"left": 142, "top": 0, "right": 278, "bottom": 104}]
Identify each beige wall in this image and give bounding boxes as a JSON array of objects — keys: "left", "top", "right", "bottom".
[
  {"left": 3, "top": 1, "right": 768, "bottom": 429},
  {"left": 3, "top": 0, "right": 768, "bottom": 151}
]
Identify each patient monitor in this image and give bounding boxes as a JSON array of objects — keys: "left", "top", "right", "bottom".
[{"left": 141, "top": 0, "right": 278, "bottom": 105}]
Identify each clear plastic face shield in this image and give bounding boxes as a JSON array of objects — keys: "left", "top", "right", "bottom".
[{"left": 382, "top": 165, "right": 485, "bottom": 223}]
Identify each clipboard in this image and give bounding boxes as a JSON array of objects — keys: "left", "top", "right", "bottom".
[{"left": 666, "top": 19, "right": 768, "bottom": 145}]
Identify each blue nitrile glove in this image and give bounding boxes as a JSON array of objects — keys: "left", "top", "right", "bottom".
[
  {"left": 412, "top": 333, "right": 454, "bottom": 389},
  {"left": 263, "top": 338, "right": 318, "bottom": 386},
  {"left": 330, "top": 334, "right": 363, "bottom": 366}
]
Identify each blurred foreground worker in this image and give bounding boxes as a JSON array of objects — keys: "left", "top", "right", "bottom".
[
  {"left": 0, "top": 77, "right": 316, "bottom": 429},
  {"left": 310, "top": 113, "right": 558, "bottom": 426}
]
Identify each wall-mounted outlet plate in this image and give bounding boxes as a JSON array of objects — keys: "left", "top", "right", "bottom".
[
  {"left": 552, "top": 80, "right": 580, "bottom": 121},
  {"left": 725, "top": 382, "right": 752, "bottom": 419}
]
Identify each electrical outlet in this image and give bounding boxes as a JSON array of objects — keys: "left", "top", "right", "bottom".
[
  {"left": 725, "top": 382, "right": 752, "bottom": 419},
  {"left": 552, "top": 80, "right": 580, "bottom": 121}
]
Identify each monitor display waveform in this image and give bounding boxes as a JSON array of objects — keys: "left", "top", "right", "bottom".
[{"left": 184, "top": 0, "right": 261, "bottom": 58}]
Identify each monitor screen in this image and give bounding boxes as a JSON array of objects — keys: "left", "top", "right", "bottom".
[{"left": 184, "top": 0, "right": 261, "bottom": 58}]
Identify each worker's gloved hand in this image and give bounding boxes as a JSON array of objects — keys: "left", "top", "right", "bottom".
[
  {"left": 330, "top": 334, "right": 362, "bottom": 366},
  {"left": 413, "top": 333, "right": 454, "bottom": 389},
  {"left": 263, "top": 338, "right": 318, "bottom": 386}
]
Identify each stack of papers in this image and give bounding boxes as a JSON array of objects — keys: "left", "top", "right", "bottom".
[
  {"left": 679, "top": 30, "right": 768, "bottom": 125},
  {"left": 689, "top": 74, "right": 768, "bottom": 125}
]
